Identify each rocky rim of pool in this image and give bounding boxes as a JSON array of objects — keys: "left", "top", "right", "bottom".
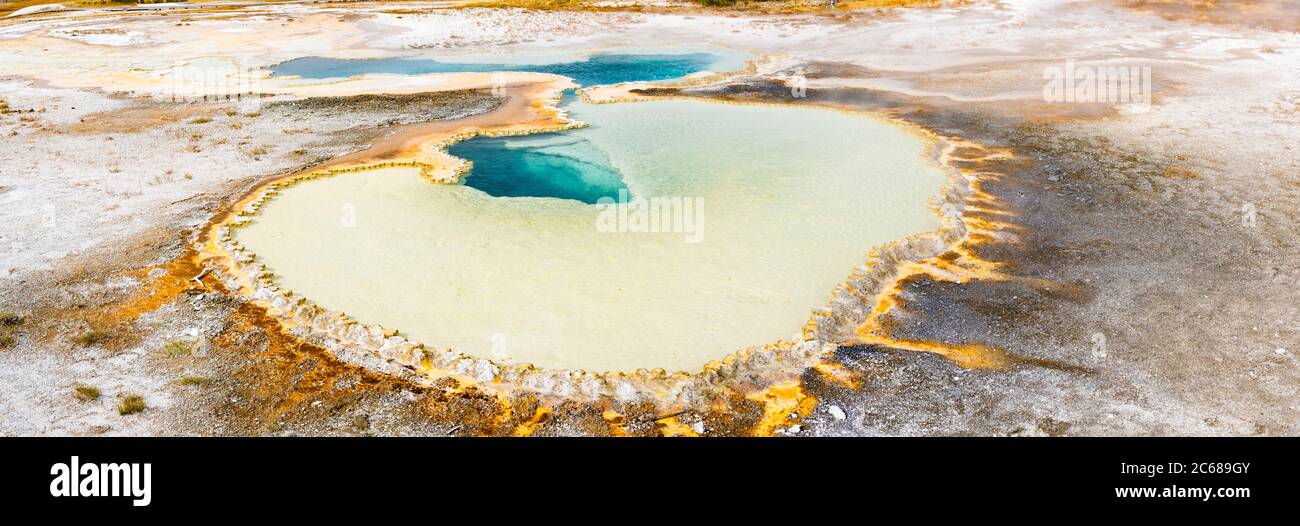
[{"left": 198, "top": 57, "right": 1003, "bottom": 409}]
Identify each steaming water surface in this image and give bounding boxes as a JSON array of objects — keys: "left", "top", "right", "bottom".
[{"left": 234, "top": 98, "right": 948, "bottom": 372}]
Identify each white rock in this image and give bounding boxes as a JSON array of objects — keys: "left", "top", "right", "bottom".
[{"left": 827, "top": 405, "right": 846, "bottom": 420}]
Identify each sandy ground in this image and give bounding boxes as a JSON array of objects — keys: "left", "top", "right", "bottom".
[{"left": 0, "top": 0, "right": 1296, "bottom": 436}]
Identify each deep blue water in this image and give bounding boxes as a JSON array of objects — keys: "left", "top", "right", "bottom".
[
  {"left": 272, "top": 53, "right": 723, "bottom": 87},
  {"left": 447, "top": 132, "right": 628, "bottom": 204}
]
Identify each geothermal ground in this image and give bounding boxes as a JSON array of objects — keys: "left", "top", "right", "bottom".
[{"left": 0, "top": 0, "right": 1296, "bottom": 436}]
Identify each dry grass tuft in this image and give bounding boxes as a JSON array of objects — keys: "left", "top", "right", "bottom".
[
  {"left": 0, "top": 310, "right": 21, "bottom": 325},
  {"left": 74, "top": 385, "right": 101, "bottom": 402},
  {"left": 162, "top": 338, "right": 196, "bottom": 357},
  {"left": 73, "top": 329, "right": 108, "bottom": 347},
  {"left": 118, "top": 394, "right": 146, "bottom": 415},
  {"left": 0, "top": 310, "right": 20, "bottom": 348},
  {"left": 177, "top": 375, "right": 213, "bottom": 386}
]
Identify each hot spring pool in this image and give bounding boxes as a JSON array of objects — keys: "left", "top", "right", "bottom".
[
  {"left": 271, "top": 51, "right": 749, "bottom": 87},
  {"left": 232, "top": 97, "right": 948, "bottom": 372}
]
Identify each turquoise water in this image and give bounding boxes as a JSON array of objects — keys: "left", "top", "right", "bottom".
[
  {"left": 448, "top": 132, "right": 629, "bottom": 204},
  {"left": 271, "top": 52, "right": 730, "bottom": 87}
]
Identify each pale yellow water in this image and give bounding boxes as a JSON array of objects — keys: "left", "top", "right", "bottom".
[{"left": 234, "top": 99, "right": 947, "bottom": 372}]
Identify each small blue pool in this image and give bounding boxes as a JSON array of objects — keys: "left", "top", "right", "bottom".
[{"left": 271, "top": 52, "right": 736, "bottom": 87}]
